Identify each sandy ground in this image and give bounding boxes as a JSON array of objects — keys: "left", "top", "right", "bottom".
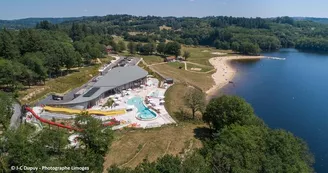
[
  {"left": 211, "top": 52, "right": 227, "bottom": 55},
  {"left": 206, "top": 55, "right": 264, "bottom": 96}
]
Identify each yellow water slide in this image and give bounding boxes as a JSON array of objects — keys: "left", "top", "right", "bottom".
[{"left": 43, "top": 106, "right": 126, "bottom": 116}]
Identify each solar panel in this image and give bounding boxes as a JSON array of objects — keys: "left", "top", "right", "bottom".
[{"left": 83, "top": 87, "right": 100, "bottom": 97}]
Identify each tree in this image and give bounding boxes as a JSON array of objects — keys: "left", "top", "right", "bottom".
[
  {"left": 0, "top": 28, "right": 19, "bottom": 59},
  {"left": 155, "top": 155, "right": 181, "bottom": 173},
  {"left": 239, "top": 42, "right": 261, "bottom": 55},
  {"left": 75, "top": 113, "right": 114, "bottom": 155},
  {"left": 136, "top": 42, "right": 143, "bottom": 53},
  {"left": 0, "top": 92, "right": 14, "bottom": 130},
  {"left": 70, "top": 23, "right": 85, "bottom": 41},
  {"left": 0, "top": 59, "right": 24, "bottom": 90},
  {"left": 183, "top": 51, "right": 191, "bottom": 61},
  {"left": 157, "top": 42, "right": 166, "bottom": 55},
  {"left": 36, "top": 20, "right": 54, "bottom": 30},
  {"left": 140, "top": 43, "right": 153, "bottom": 55},
  {"left": 104, "top": 98, "right": 115, "bottom": 108},
  {"left": 181, "top": 152, "right": 210, "bottom": 173},
  {"left": 118, "top": 40, "right": 126, "bottom": 52},
  {"left": 127, "top": 42, "right": 136, "bottom": 54},
  {"left": 183, "top": 87, "right": 206, "bottom": 120},
  {"left": 231, "top": 42, "right": 240, "bottom": 52},
  {"left": 203, "top": 95, "right": 263, "bottom": 131},
  {"left": 211, "top": 125, "right": 314, "bottom": 173},
  {"left": 164, "top": 42, "right": 181, "bottom": 57},
  {"left": 212, "top": 125, "right": 268, "bottom": 173}
]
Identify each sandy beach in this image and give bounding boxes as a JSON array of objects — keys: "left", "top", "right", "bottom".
[{"left": 206, "top": 55, "right": 264, "bottom": 96}]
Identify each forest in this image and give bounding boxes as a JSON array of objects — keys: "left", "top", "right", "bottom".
[
  {"left": 1, "top": 15, "right": 328, "bottom": 92},
  {"left": 55, "top": 15, "right": 328, "bottom": 54}
]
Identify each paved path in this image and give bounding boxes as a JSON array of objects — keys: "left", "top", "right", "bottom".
[{"left": 9, "top": 102, "right": 22, "bottom": 130}]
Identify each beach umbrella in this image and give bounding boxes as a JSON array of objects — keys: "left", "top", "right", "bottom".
[
  {"left": 160, "top": 100, "right": 165, "bottom": 103},
  {"left": 128, "top": 88, "right": 132, "bottom": 91}
]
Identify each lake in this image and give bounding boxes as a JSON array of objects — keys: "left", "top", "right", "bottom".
[{"left": 221, "top": 48, "right": 328, "bottom": 173}]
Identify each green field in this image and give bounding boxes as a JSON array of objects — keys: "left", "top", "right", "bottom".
[
  {"left": 186, "top": 62, "right": 214, "bottom": 72},
  {"left": 182, "top": 46, "right": 232, "bottom": 66},
  {"left": 141, "top": 55, "right": 164, "bottom": 65},
  {"left": 19, "top": 65, "right": 101, "bottom": 105}
]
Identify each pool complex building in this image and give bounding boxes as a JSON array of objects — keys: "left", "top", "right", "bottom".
[{"left": 50, "top": 66, "right": 148, "bottom": 109}]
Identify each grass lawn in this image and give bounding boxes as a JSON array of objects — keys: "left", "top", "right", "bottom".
[
  {"left": 182, "top": 46, "right": 233, "bottom": 66},
  {"left": 103, "top": 123, "right": 205, "bottom": 169},
  {"left": 19, "top": 65, "right": 100, "bottom": 105},
  {"left": 164, "top": 83, "right": 189, "bottom": 119},
  {"left": 152, "top": 63, "right": 214, "bottom": 91},
  {"left": 186, "top": 62, "right": 214, "bottom": 72},
  {"left": 140, "top": 55, "right": 164, "bottom": 65},
  {"left": 167, "top": 62, "right": 184, "bottom": 69}
]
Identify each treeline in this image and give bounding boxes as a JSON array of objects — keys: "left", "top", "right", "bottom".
[
  {"left": 51, "top": 15, "right": 328, "bottom": 54},
  {"left": 109, "top": 95, "right": 314, "bottom": 173},
  {"left": 127, "top": 41, "right": 181, "bottom": 57},
  {"left": 0, "top": 22, "right": 124, "bottom": 91}
]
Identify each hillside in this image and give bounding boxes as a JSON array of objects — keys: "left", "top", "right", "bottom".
[{"left": 0, "top": 17, "right": 82, "bottom": 29}]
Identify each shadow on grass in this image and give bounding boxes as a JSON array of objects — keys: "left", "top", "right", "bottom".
[{"left": 193, "top": 127, "right": 212, "bottom": 141}]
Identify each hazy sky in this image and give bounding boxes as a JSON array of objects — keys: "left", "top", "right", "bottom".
[{"left": 1, "top": 0, "right": 328, "bottom": 20}]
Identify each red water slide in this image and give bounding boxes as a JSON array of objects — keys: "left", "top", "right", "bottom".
[
  {"left": 25, "top": 107, "right": 119, "bottom": 131},
  {"left": 25, "top": 107, "right": 82, "bottom": 132}
]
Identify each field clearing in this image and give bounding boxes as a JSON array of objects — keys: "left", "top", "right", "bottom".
[
  {"left": 103, "top": 124, "right": 205, "bottom": 170},
  {"left": 140, "top": 55, "right": 164, "bottom": 65},
  {"left": 159, "top": 25, "right": 172, "bottom": 30},
  {"left": 186, "top": 62, "right": 214, "bottom": 72},
  {"left": 164, "top": 83, "right": 189, "bottom": 119},
  {"left": 152, "top": 63, "right": 214, "bottom": 91},
  {"left": 182, "top": 46, "right": 233, "bottom": 66}
]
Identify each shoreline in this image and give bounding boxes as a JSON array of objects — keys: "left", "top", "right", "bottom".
[{"left": 206, "top": 55, "right": 265, "bottom": 97}]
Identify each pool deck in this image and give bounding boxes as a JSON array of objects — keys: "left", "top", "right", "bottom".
[
  {"left": 34, "top": 78, "right": 176, "bottom": 129},
  {"left": 92, "top": 78, "right": 176, "bottom": 128}
]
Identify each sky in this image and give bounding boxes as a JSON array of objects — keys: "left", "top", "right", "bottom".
[{"left": 1, "top": 0, "right": 328, "bottom": 20}]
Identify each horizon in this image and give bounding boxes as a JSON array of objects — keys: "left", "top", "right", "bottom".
[
  {"left": 1, "top": 0, "right": 328, "bottom": 20},
  {"left": 1, "top": 14, "right": 328, "bottom": 21}
]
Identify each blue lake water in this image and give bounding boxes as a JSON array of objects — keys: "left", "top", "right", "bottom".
[{"left": 220, "top": 49, "right": 328, "bottom": 173}]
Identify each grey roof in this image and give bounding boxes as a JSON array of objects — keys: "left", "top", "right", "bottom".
[{"left": 58, "top": 66, "right": 148, "bottom": 105}]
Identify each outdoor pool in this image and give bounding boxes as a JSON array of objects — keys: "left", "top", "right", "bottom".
[{"left": 127, "top": 97, "right": 157, "bottom": 120}]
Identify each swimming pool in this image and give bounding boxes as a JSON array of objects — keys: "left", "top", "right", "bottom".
[{"left": 127, "top": 97, "right": 157, "bottom": 120}]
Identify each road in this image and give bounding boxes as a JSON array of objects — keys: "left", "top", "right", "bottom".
[{"left": 9, "top": 102, "right": 22, "bottom": 130}]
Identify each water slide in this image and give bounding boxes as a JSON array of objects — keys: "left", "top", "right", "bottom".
[
  {"left": 25, "top": 107, "right": 121, "bottom": 131},
  {"left": 43, "top": 106, "right": 126, "bottom": 116},
  {"left": 25, "top": 107, "right": 82, "bottom": 131}
]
